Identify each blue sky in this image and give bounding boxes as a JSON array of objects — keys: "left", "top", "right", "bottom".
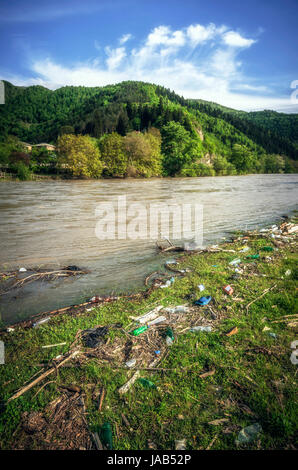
[{"left": 0, "top": 0, "right": 298, "bottom": 111}]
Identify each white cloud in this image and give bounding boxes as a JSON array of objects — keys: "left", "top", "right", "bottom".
[
  {"left": 119, "top": 33, "right": 132, "bottom": 45},
  {"left": 186, "top": 23, "right": 220, "bottom": 46},
  {"left": 223, "top": 31, "right": 256, "bottom": 48},
  {"left": 2, "top": 22, "right": 296, "bottom": 112},
  {"left": 105, "top": 47, "right": 126, "bottom": 70}
]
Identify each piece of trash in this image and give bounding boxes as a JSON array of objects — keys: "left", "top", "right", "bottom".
[
  {"left": 118, "top": 371, "right": 140, "bottom": 395},
  {"left": 262, "top": 326, "right": 271, "bottom": 332},
  {"left": 164, "top": 305, "right": 189, "bottom": 314},
  {"left": 101, "top": 422, "right": 113, "bottom": 450},
  {"left": 285, "top": 269, "right": 291, "bottom": 276},
  {"left": 7, "top": 327, "right": 14, "bottom": 333},
  {"left": 154, "top": 350, "right": 161, "bottom": 355},
  {"left": 229, "top": 258, "right": 241, "bottom": 266},
  {"left": 223, "top": 285, "right": 234, "bottom": 296},
  {"left": 190, "top": 326, "right": 212, "bottom": 332},
  {"left": 165, "top": 327, "right": 174, "bottom": 346},
  {"left": 86, "top": 307, "right": 94, "bottom": 312},
  {"left": 138, "top": 378, "right": 157, "bottom": 389},
  {"left": 194, "top": 296, "right": 212, "bottom": 306},
  {"left": 148, "top": 440, "right": 157, "bottom": 450},
  {"left": 239, "top": 246, "right": 250, "bottom": 253},
  {"left": 234, "top": 268, "right": 243, "bottom": 274},
  {"left": 165, "top": 259, "right": 178, "bottom": 265},
  {"left": 82, "top": 326, "right": 109, "bottom": 348},
  {"left": 125, "top": 358, "right": 136, "bottom": 368},
  {"left": 225, "top": 326, "right": 238, "bottom": 337},
  {"left": 33, "top": 317, "right": 50, "bottom": 328},
  {"left": 198, "top": 284, "right": 205, "bottom": 292},
  {"left": 160, "top": 277, "right": 175, "bottom": 288},
  {"left": 19, "top": 267, "right": 27, "bottom": 272},
  {"left": 89, "top": 295, "right": 103, "bottom": 303},
  {"left": 131, "top": 325, "right": 148, "bottom": 336},
  {"left": 261, "top": 246, "right": 274, "bottom": 252},
  {"left": 268, "top": 332, "right": 277, "bottom": 339},
  {"left": 208, "top": 418, "right": 229, "bottom": 425},
  {"left": 175, "top": 439, "right": 186, "bottom": 450},
  {"left": 246, "top": 254, "right": 260, "bottom": 259},
  {"left": 42, "top": 342, "right": 67, "bottom": 349},
  {"left": 235, "top": 423, "right": 262, "bottom": 445},
  {"left": 135, "top": 306, "right": 163, "bottom": 324},
  {"left": 147, "top": 316, "right": 167, "bottom": 326}
]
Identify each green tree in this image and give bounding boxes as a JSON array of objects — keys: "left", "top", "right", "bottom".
[
  {"left": 57, "top": 134, "right": 102, "bottom": 178},
  {"left": 99, "top": 132, "right": 127, "bottom": 177},
  {"left": 264, "top": 154, "right": 285, "bottom": 173},
  {"left": 161, "top": 121, "right": 201, "bottom": 176},
  {"left": 230, "top": 144, "right": 257, "bottom": 173}
]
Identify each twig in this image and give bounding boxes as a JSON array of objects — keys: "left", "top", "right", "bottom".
[
  {"left": 99, "top": 388, "right": 105, "bottom": 412},
  {"left": 7, "top": 350, "right": 80, "bottom": 402},
  {"left": 246, "top": 284, "right": 277, "bottom": 314}
]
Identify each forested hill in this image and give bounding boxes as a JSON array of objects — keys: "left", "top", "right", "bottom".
[{"left": 0, "top": 80, "right": 297, "bottom": 169}]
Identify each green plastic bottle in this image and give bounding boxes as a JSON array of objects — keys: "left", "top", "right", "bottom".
[
  {"left": 165, "top": 327, "right": 174, "bottom": 345},
  {"left": 261, "top": 246, "right": 274, "bottom": 252},
  {"left": 131, "top": 325, "right": 148, "bottom": 336},
  {"left": 246, "top": 254, "right": 260, "bottom": 259},
  {"left": 137, "top": 378, "right": 157, "bottom": 389},
  {"left": 101, "top": 421, "right": 113, "bottom": 449}
]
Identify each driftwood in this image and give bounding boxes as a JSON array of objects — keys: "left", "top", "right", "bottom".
[{"left": 7, "top": 350, "right": 81, "bottom": 402}]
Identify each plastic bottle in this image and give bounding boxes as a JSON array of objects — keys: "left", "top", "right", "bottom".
[
  {"left": 164, "top": 306, "right": 189, "bottom": 314},
  {"left": 194, "top": 296, "right": 212, "bottom": 306},
  {"left": 131, "top": 325, "right": 148, "bottom": 336},
  {"left": 229, "top": 258, "right": 241, "bottom": 266},
  {"left": 101, "top": 422, "right": 113, "bottom": 449},
  {"left": 165, "top": 327, "right": 174, "bottom": 346},
  {"left": 190, "top": 325, "right": 212, "bottom": 332},
  {"left": 261, "top": 246, "right": 274, "bottom": 252},
  {"left": 147, "top": 316, "right": 167, "bottom": 326},
  {"left": 246, "top": 254, "right": 260, "bottom": 259}
]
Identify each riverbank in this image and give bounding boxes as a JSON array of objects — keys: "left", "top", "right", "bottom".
[{"left": 0, "top": 218, "right": 297, "bottom": 450}]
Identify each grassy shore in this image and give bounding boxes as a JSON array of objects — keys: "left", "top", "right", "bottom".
[{"left": 0, "top": 219, "right": 297, "bottom": 450}]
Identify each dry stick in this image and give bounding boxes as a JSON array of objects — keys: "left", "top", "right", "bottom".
[
  {"left": 99, "top": 388, "right": 105, "bottom": 412},
  {"left": 246, "top": 284, "right": 277, "bottom": 314},
  {"left": 206, "top": 434, "right": 218, "bottom": 450},
  {"left": 33, "top": 380, "right": 56, "bottom": 398},
  {"left": 7, "top": 350, "right": 80, "bottom": 402}
]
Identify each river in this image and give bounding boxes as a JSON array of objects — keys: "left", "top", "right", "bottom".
[{"left": 0, "top": 174, "right": 297, "bottom": 324}]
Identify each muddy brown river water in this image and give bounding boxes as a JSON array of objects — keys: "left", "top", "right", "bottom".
[{"left": 0, "top": 174, "right": 297, "bottom": 324}]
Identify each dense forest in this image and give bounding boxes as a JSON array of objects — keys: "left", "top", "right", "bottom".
[{"left": 0, "top": 80, "right": 297, "bottom": 179}]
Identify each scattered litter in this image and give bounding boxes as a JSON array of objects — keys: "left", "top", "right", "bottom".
[
  {"left": 194, "top": 296, "right": 212, "bottom": 306},
  {"left": 154, "top": 350, "right": 161, "bottom": 355},
  {"left": 223, "top": 285, "right": 234, "bottom": 296},
  {"left": 165, "top": 259, "right": 178, "bottom": 265},
  {"left": 225, "top": 326, "right": 238, "bottom": 337},
  {"left": 137, "top": 378, "right": 157, "bottom": 389},
  {"left": 235, "top": 423, "right": 262, "bottom": 445},
  {"left": 33, "top": 317, "right": 50, "bottom": 328},
  {"left": 198, "top": 284, "right": 205, "bottom": 292},
  {"left": 147, "top": 316, "right": 167, "bottom": 326},
  {"left": 42, "top": 342, "right": 66, "bottom": 349},
  {"left": 285, "top": 269, "right": 291, "bottom": 276},
  {"left": 234, "top": 268, "right": 243, "bottom": 274},
  {"left": 246, "top": 254, "right": 260, "bottom": 259},
  {"left": 82, "top": 326, "right": 109, "bottom": 348},
  {"left": 19, "top": 267, "right": 27, "bottom": 272},
  {"left": 175, "top": 439, "right": 186, "bottom": 450},
  {"left": 262, "top": 326, "right": 271, "bottom": 332},
  {"left": 190, "top": 326, "right": 212, "bottom": 332},
  {"left": 7, "top": 327, "right": 14, "bottom": 332},
  {"left": 261, "top": 246, "right": 274, "bottom": 252},
  {"left": 229, "top": 258, "right": 241, "bottom": 266},
  {"left": 125, "top": 358, "right": 136, "bottom": 368}
]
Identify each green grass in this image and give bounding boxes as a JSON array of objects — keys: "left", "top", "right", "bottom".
[{"left": 0, "top": 229, "right": 297, "bottom": 450}]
